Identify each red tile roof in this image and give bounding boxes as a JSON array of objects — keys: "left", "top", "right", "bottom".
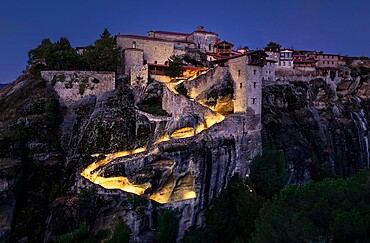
[
  {"left": 117, "top": 35, "right": 173, "bottom": 43},
  {"left": 214, "top": 40, "right": 234, "bottom": 47},
  {"left": 151, "top": 30, "right": 189, "bottom": 36}
]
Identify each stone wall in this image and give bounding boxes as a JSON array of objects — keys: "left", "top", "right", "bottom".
[
  {"left": 130, "top": 65, "right": 148, "bottom": 88},
  {"left": 227, "top": 56, "right": 262, "bottom": 131},
  {"left": 124, "top": 48, "right": 144, "bottom": 75},
  {"left": 262, "top": 61, "right": 276, "bottom": 82},
  {"left": 41, "top": 71, "right": 115, "bottom": 106},
  {"left": 117, "top": 36, "right": 174, "bottom": 65},
  {"left": 182, "top": 67, "right": 228, "bottom": 99},
  {"left": 162, "top": 86, "right": 220, "bottom": 118},
  {"left": 188, "top": 32, "right": 218, "bottom": 52}
]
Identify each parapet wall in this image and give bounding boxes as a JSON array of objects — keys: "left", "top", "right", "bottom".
[
  {"left": 182, "top": 66, "right": 228, "bottom": 99},
  {"left": 41, "top": 71, "right": 115, "bottom": 106}
]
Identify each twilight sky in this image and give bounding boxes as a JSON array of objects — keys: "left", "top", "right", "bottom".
[{"left": 1, "top": 0, "right": 369, "bottom": 84}]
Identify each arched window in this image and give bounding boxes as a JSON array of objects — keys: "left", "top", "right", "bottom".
[
  {"left": 132, "top": 41, "right": 136, "bottom": 48},
  {"left": 154, "top": 60, "right": 157, "bottom": 64},
  {"left": 209, "top": 44, "right": 211, "bottom": 51},
  {"left": 198, "top": 43, "right": 200, "bottom": 49}
]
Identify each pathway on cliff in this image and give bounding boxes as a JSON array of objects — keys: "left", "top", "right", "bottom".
[{"left": 81, "top": 70, "right": 226, "bottom": 203}]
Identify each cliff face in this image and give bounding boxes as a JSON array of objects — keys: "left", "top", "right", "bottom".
[
  {"left": 0, "top": 75, "right": 63, "bottom": 242},
  {"left": 0, "top": 61, "right": 369, "bottom": 242},
  {"left": 262, "top": 76, "right": 369, "bottom": 182}
]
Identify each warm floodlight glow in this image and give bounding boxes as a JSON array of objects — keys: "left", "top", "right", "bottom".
[
  {"left": 183, "top": 191, "right": 197, "bottom": 199},
  {"left": 171, "top": 127, "right": 195, "bottom": 138},
  {"left": 80, "top": 70, "right": 228, "bottom": 204}
]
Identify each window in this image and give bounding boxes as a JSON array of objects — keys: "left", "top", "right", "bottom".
[
  {"left": 238, "top": 70, "right": 241, "bottom": 76},
  {"left": 240, "top": 83, "right": 243, "bottom": 89},
  {"left": 253, "top": 82, "right": 257, "bottom": 88},
  {"left": 209, "top": 44, "right": 211, "bottom": 51},
  {"left": 252, "top": 98, "right": 256, "bottom": 104},
  {"left": 253, "top": 69, "right": 256, "bottom": 75},
  {"left": 198, "top": 43, "right": 200, "bottom": 49},
  {"left": 154, "top": 60, "right": 157, "bottom": 64},
  {"left": 132, "top": 41, "right": 136, "bottom": 49}
]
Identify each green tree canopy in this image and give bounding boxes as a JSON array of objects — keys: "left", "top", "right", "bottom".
[
  {"left": 249, "top": 147, "right": 287, "bottom": 198},
  {"left": 28, "top": 37, "right": 79, "bottom": 70},
  {"left": 82, "top": 28, "right": 121, "bottom": 71},
  {"left": 251, "top": 169, "right": 370, "bottom": 242},
  {"left": 164, "top": 55, "right": 184, "bottom": 78},
  {"left": 183, "top": 175, "right": 265, "bottom": 243},
  {"left": 27, "top": 28, "right": 120, "bottom": 73},
  {"left": 155, "top": 209, "right": 179, "bottom": 243},
  {"left": 264, "top": 41, "right": 282, "bottom": 51}
]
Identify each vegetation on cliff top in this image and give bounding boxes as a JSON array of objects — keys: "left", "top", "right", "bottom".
[{"left": 28, "top": 28, "right": 120, "bottom": 74}]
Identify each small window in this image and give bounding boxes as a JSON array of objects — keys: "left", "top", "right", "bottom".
[
  {"left": 252, "top": 98, "right": 256, "bottom": 104},
  {"left": 238, "top": 70, "right": 241, "bottom": 76},
  {"left": 253, "top": 82, "right": 257, "bottom": 88},
  {"left": 209, "top": 44, "right": 211, "bottom": 51},
  {"left": 132, "top": 41, "right": 136, "bottom": 49},
  {"left": 198, "top": 43, "right": 200, "bottom": 49},
  {"left": 253, "top": 70, "right": 256, "bottom": 75},
  {"left": 240, "top": 83, "right": 243, "bottom": 89},
  {"left": 154, "top": 60, "right": 157, "bottom": 64}
]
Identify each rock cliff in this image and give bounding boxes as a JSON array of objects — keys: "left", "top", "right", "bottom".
[{"left": 0, "top": 60, "right": 368, "bottom": 242}]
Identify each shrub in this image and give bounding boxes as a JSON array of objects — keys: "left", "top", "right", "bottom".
[
  {"left": 155, "top": 209, "right": 179, "bottom": 243},
  {"left": 105, "top": 219, "right": 131, "bottom": 243},
  {"left": 249, "top": 146, "right": 287, "bottom": 198},
  {"left": 57, "top": 221, "right": 89, "bottom": 243}
]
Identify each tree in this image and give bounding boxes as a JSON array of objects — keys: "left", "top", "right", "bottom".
[
  {"left": 28, "top": 37, "right": 79, "bottom": 71},
  {"left": 155, "top": 209, "right": 179, "bottom": 243},
  {"left": 164, "top": 55, "right": 184, "bottom": 79},
  {"left": 82, "top": 28, "right": 121, "bottom": 71},
  {"left": 50, "top": 37, "right": 79, "bottom": 70},
  {"left": 251, "top": 169, "right": 370, "bottom": 242},
  {"left": 204, "top": 175, "right": 265, "bottom": 242},
  {"left": 264, "top": 41, "right": 282, "bottom": 51},
  {"left": 28, "top": 38, "right": 53, "bottom": 67},
  {"left": 249, "top": 147, "right": 287, "bottom": 198}
]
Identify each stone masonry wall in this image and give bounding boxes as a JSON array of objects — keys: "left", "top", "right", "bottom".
[
  {"left": 124, "top": 48, "right": 144, "bottom": 75},
  {"left": 182, "top": 66, "right": 228, "bottom": 99},
  {"left": 188, "top": 32, "right": 218, "bottom": 52},
  {"left": 227, "top": 56, "right": 262, "bottom": 131},
  {"left": 41, "top": 71, "right": 115, "bottom": 106},
  {"left": 117, "top": 36, "right": 174, "bottom": 65}
]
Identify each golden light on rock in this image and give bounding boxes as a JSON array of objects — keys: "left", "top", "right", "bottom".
[
  {"left": 171, "top": 127, "right": 195, "bottom": 139},
  {"left": 183, "top": 191, "right": 196, "bottom": 200},
  {"left": 80, "top": 69, "right": 228, "bottom": 204}
]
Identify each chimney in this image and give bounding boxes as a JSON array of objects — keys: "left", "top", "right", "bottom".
[
  {"left": 197, "top": 26, "right": 204, "bottom": 31},
  {"left": 148, "top": 31, "right": 154, "bottom": 38}
]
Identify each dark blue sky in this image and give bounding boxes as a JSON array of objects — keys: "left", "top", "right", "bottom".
[{"left": 1, "top": 0, "right": 370, "bottom": 83}]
